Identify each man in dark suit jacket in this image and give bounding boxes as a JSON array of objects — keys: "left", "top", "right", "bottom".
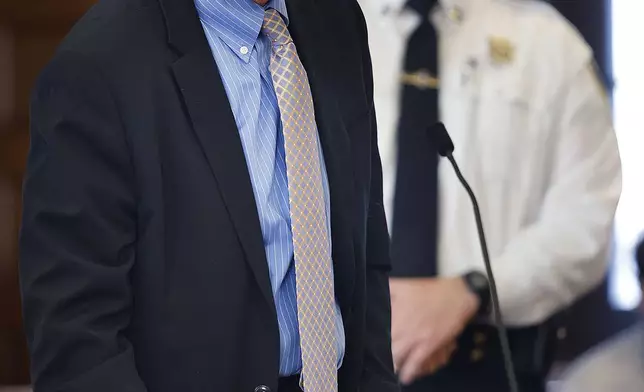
[{"left": 19, "top": 0, "right": 398, "bottom": 391}]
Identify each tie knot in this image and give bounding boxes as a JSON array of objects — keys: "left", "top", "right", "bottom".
[
  {"left": 406, "top": 0, "right": 437, "bottom": 18},
  {"left": 262, "top": 8, "right": 292, "bottom": 47}
]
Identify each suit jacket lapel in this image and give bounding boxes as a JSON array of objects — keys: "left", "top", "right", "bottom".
[
  {"left": 157, "top": 0, "right": 357, "bottom": 318},
  {"left": 287, "top": 0, "right": 357, "bottom": 315},
  {"left": 158, "top": 0, "right": 275, "bottom": 315}
]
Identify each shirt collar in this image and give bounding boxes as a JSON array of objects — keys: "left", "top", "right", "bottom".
[{"left": 194, "top": 0, "right": 289, "bottom": 62}]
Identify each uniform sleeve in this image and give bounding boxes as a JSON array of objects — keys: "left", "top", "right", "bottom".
[
  {"left": 20, "top": 50, "right": 147, "bottom": 392},
  {"left": 492, "top": 55, "right": 621, "bottom": 324}
]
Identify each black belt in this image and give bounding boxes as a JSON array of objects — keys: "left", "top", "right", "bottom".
[{"left": 450, "top": 323, "right": 559, "bottom": 375}]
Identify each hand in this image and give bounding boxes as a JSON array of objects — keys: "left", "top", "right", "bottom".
[
  {"left": 393, "top": 339, "right": 458, "bottom": 381},
  {"left": 390, "top": 277, "right": 479, "bottom": 385}
]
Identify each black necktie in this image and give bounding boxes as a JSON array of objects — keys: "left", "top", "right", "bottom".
[{"left": 390, "top": 0, "right": 440, "bottom": 277}]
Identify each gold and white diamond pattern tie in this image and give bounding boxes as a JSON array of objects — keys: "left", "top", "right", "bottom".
[{"left": 261, "top": 8, "right": 338, "bottom": 392}]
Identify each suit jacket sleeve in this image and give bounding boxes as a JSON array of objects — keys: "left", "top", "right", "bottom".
[
  {"left": 20, "top": 50, "right": 147, "bottom": 392},
  {"left": 353, "top": 2, "right": 399, "bottom": 391}
]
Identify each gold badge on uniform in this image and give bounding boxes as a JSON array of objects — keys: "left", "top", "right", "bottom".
[
  {"left": 488, "top": 36, "right": 515, "bottom": 65},
  {"left": 400, "top": 69, "right": 440, "bottom": 90},
  {"left": 447, "top": 6, "right": 464, "bottom": 23}
]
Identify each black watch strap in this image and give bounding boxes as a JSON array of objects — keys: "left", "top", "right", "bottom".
[{"left": 463, "top": 271, "right": 491, "bottom": 316}]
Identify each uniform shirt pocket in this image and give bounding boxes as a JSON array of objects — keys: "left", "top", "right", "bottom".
[{"left": 467, "top": 66, "right": 541, "bottom": 183}]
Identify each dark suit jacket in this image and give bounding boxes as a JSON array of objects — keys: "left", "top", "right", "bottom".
[{"left": 19, "top": 0, "right": 397, "bottom": 391}]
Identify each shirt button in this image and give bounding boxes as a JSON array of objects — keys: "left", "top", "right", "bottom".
[{"left": 240, "top": 46, "right": 249, "bottom": 55}]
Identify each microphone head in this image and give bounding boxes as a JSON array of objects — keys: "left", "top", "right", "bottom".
[{"left": 429, "top": 122, "right": 455, "bottom": 157}]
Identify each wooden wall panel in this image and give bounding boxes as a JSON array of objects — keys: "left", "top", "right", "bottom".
[
  {"left": 0, "top": 19, "right": 25, "bottom": 384},
  {"left": 0, "top": 0, "right": 96, "bottom": 385},
  {"left": 0, "top": 0, "right": 97, "bottom": 28},
  {"left": 0, "top": 28, "right": 14, "bottom": 129}
]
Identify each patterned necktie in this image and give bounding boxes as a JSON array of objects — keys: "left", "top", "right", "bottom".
[{"left": 261, "top": 9, "right": 338, "bottom": 392}]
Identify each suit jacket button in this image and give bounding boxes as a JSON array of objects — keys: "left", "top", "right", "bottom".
[{"left": 254, "top": 385, "right": 271, "bottom": 392}]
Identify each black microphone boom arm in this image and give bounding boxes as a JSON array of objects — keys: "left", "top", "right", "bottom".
[{"left": 431, "top": 122, "right": 520, "bottom": 392}]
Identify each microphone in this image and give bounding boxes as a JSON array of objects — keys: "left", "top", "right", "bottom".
[{"left": 429, "top": 122, "right": 520, "bottom": 392}]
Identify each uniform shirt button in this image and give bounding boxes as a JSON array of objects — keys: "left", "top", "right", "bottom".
[{"left": 254, "top": 385, "right": 270, "bottom": 392}]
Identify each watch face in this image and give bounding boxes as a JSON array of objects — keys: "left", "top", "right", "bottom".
[{"left": 470, "top": 273, "right": 488, "bottom": 290}]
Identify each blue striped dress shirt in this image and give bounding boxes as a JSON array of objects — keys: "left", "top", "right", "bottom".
[{"left": 194, "top": 0, "right": 345, "bottom": 376}]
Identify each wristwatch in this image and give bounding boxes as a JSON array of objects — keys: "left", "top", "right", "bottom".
[{"left": 462, "top": 271, "right": 491, "bottom": 316}]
